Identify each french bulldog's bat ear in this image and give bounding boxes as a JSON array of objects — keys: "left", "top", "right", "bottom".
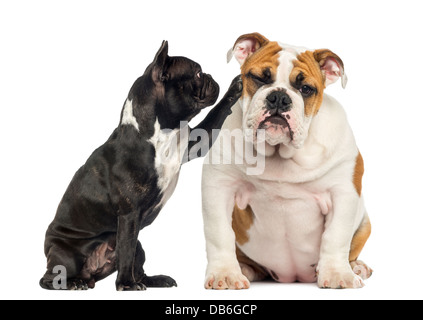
[
  {"left": 152, "top": 40, "right": 169, "bottom": 81},
  {"left": 153, "top": 40, "right": 169, "bottom": 67},
  {"left": 227, "top": 32, "right": 269, "bottom": 65},
  {"left": 313, "top": 49, "right": 348, "bottom": 88}
]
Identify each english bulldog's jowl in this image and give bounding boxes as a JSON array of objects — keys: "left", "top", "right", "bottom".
[{"left": 202, "top": 33, "right": 372, "bottom": 289}]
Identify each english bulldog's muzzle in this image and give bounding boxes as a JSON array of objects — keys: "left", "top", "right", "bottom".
[
  {"left": 258, "top": 89, "right": 294, "bottom": 144},
  {"left": 265, "top": 89, "right": 292, "bottom": 114}
]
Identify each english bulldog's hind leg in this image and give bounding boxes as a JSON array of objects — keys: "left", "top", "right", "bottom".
[
  {"left": 232, "top": 206, "right": 268, "bottom": 282},
  {"left": 350, "top": 260, "right": 372, "bottom": 280},
  {"left": 236, "top": 247, "right": 269, "bottom": 282},
  {"left": 349, "top": 213, "right": 373, "bottom": 280}
]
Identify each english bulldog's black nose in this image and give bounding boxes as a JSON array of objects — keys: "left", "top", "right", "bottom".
[{"left": 266, "top": 90, "right": 292, "bottom": 113}]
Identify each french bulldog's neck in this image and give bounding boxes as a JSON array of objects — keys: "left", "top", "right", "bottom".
[
  {"left": 119, "top": 97, "right": 156, "bottom": 135},
  {"left": 119, "top": 96, "right": 192, "bottom": 137}
]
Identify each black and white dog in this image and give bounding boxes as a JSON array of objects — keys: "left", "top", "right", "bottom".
[{"left": 40, "top": 41, "right": 242, "bottom": 291}]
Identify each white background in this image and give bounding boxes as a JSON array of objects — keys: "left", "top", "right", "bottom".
[{"left": 1, "top": 0, "right": 422, "bottom": 300}]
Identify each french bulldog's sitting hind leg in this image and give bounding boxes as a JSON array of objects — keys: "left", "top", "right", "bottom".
[{"left": 39, "top": 41, "right": 242, "bottom": 291}]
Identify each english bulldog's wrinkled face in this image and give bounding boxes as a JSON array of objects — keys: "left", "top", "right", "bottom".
[{"left": 228, "top": 33, "right": 347, "bottom": 153}]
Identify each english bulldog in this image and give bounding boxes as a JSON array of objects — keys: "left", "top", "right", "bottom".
[
  {"left": 202, "top": 33, "right": 372, "bottom": 289},
  {"left": 40, "top": 41, "right": 242, "bottom": 291}
]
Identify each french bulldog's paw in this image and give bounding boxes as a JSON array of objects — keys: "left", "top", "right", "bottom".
[
  {"left": 350, "top": 260, "right": 373, "bottom": 280},
  {"left": 317, "top": 264, "right": 364, "bottom": 289},
  {"left": 226, "top": 75, "right": 243, "bottom": 102},
  {"left": 205, "top": 268, "right": 250, "bottom": 290},
  {"left": 141, "top": 274, "right": 177, "bottom": 288},
  {"left": 68, "top": 279, "right": 89, "bottom": 291},
  {"left": 116, "top": 281, "right": 147, "bottom": 291}
]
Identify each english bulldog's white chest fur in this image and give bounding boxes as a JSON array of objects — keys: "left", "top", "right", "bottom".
[{"left": 238, "top": 173, "right": 334, "bottom": 283}]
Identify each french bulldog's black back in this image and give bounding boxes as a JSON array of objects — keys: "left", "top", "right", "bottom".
[{"left": 40, "top": 41, "right": 242, "bottom": 290}]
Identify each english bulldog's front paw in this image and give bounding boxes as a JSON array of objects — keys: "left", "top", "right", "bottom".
[
  {"left": 205, "top": 267, "right": 250, "bottom": 290},
  {"left": 317, "top": 263, "right": 364, "bottom": 289}
]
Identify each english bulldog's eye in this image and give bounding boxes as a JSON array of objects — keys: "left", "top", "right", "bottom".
[
  {"left": 299, "top": 85, "right": 315, "bottom": 97},
  {"left": 249, "top": 73, "right": 270, "bottom": 87},
  {"left": 196, "top": 71, "right": 202, "bottom": 79}
]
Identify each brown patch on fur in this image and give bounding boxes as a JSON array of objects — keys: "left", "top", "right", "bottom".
[
  {"left": 240, "top": 41, "right": 282, "bottom": 98},
  {"left": 289, "top": 51, "right": 325, "bottom": 116},
  {"left": 232, "top": 205, "right": 254, "bottom": 245},
  {"left": 349, "top": 213, "right": 371, "bottom": 262},
  {"left": 353, "top": 152, "right": 364, "bottom": 196},
  {"left": 236, "top": 246, "right": 268, "bottom": 281}
]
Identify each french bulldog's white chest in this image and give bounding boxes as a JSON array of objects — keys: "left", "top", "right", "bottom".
[{"left": 149, "top": 119, "right": 186, "bottom": 206}]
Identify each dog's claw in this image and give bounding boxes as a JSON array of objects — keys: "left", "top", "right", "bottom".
[
  {"left": 116, "top": 282, "right": 146, "bottom": 291},
  {"left": 68, "top": 279, "right": 89, "bottom": 291}
]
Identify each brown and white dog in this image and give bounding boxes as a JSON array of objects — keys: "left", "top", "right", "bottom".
[{"left": 201, "top": 33, "right": 372, "bottom": 289}]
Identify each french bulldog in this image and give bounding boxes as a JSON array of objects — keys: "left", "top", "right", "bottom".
[{"left": 40, "top": 41, "right": 242, "bottom": 291}]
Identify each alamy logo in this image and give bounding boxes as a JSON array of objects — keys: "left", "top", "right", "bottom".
[
  {"left": 160, "top": 122, "right": 267, "bottom": 175},
  {"left": 52, "top": 265, "right": 67, "bottom": 290}
]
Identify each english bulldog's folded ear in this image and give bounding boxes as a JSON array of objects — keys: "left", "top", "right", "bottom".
[
  {"left": 313, "top": 49, "right": 348, "bottom": 88},
  {"left": 227, "top": 32, "right": 269, "bottom": 65}
]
